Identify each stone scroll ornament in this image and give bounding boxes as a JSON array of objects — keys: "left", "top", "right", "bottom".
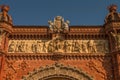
[{"left": 48, "top": 16, "right": 70, "bottom": 33}]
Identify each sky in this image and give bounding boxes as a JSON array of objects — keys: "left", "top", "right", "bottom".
[{"left": 0, "top": 0, "right": 120, "bottom": 26}]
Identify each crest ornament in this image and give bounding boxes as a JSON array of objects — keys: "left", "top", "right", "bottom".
[{"left": 48, "top": 16, "right": 70, "bottom": 33}]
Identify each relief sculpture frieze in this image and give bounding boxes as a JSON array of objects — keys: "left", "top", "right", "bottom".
[{"left": 8, "top": 39, "right": 109, "bottom": 53}]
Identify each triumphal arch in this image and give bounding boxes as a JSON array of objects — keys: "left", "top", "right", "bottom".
[{"left": 0, "top": 4, "right": 120, "bottom": 80}]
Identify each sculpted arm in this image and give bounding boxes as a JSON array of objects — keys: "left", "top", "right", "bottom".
[{"left": 110, "top": 32, "right": 116, "bottom": 37}]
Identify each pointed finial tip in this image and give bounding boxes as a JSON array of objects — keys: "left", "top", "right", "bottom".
[
  {"left": 0, "top": 5, "right": 10, "bottom": 12},
  {"left": 107, "top": 4, "right": 117, "bottom": 12}
]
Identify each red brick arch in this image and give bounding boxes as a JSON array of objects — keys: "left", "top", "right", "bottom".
[{"left": 22, "top": 63, "right": 93, "bottom": 80}]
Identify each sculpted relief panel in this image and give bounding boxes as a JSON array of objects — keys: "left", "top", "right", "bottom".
[{"left": 8, "top": 39, "right": 109, "bottom": 53}]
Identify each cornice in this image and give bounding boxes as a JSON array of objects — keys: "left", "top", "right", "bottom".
[
  {"left": 10, "top": 25, "right": 105, "bottom": 33},
  {"left": 7, "top": 25, "right": 107, "bottom": 40},
  {"left": 6, "top": 53, "right": 111, "bottom": 60},
  {"left": 12, "top": 28, "right": 48, "bottom": 33},
  {"left": 70, "top": 27, "right": 105, "bottom": 33}
]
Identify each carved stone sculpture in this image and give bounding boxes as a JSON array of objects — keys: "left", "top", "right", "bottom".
[
  {"left": 63, "top": 40, "right": 71, "bottom": 52},
  {"left": 48, "top": 41, "right": 54, "bottom": 52},
  {"left": 0, "top": 5, "right": 12, "bottom": 24},
  {"left": 81, "top": 41, "right": 88, "bottom": 53},
  {"left": 48, "top": 16, "right": 70, "bottom": 33},
  {"left": 8, "top": 40, "right": 109, "bottom": 53},
  {"left": 87, "top": 40, "right": 97, "bottom": 53},
  {"left": 8, "top": 41, "right": 15, "bottom": 52},
  {"left": 31, "top": 42, "right": 37, "bottom": 53},
  {"left": 72, "top": 40, "right": 81, "bottom": 53},
  {"left": 105, "top": 4, "right": 120, "bottom": 23}
]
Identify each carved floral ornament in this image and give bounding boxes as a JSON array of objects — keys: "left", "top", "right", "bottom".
[{"left": 22, "top": 63, "right": 93, "bottom": 80}]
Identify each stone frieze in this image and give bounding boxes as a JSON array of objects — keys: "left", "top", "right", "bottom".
[{"left": 8, "top": 39, "right": 109, "bottom": 53}]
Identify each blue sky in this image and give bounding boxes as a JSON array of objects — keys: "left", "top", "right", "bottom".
[{"left": 0, "top": 0, "right": 120, "bottom": 25}]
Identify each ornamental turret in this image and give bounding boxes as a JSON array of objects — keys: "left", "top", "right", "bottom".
[
  {"left": 105, "top": 4, "right": 120, "bottom": 23},
  {"left": 0, "top": 5, "right": 12, "bottom": 24},
  {"left": 0, "top": 5, "right": 12, "bottom": 53},
  {"left": 104, "top": 4, "right": 120, "bottom": 52},
  {"left": 104, "top": 5, "right": 120, "bottom": 80}
]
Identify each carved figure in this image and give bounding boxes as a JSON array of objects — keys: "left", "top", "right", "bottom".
[
  {"left": 87, "top": 40, "right": 97, "bottom": 53},
  {"left": 71, "top": 40, "right": 75, "bottom": 52},
  {"left": 53, "top": 38, "right": 62, "bottom": 52},
  {"left": 63, "top": 40, "right": 71, "bottom": 52},
  {"left": 8, "top": 41, "right": 15, "bottom": 52},
  {"left": 0, "top": 5, "right": 12, "bottom": 24},
  {"left": 25, "top": 43, "right": 29, "bottom": 53},
  {"left": 31, "top": 42, "right": 37, "bottom": 53},
  {"left": 71, "top": 40, "right": 81, "bottom": 53},
  {"left": 41, "top": 40, "right": 47, "bottom": 52},
  {"left": 48, "top": 41, "right": 54, "bottom": 52},
  {"left": 15, "top": 41, "right": 18, "bottom": 52},
  {"left": 81, "top": 41, "right": 88, "bottom": 53},
  {"left": 15, "top": 41, "right": 25, "bottom": 52},
  {"left": 36, "top": 41, "right": 42, "bottom": 53},
  {"left": 20, "top": 41, "right": 25, "bottom": 52}
]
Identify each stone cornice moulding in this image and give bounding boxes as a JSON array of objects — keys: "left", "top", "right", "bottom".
[{"left": 6, "top": 53, "right": 111, "bottom": 60}]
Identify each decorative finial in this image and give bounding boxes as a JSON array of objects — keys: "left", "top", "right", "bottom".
[
  {"left": 0, "top": 5, "right": 12, "bottom": 24},
  {"left": 107, "top": 4, "right": 117, "bottom": 12},
  {"left": 0, "top": 5, "right": 10, "bottom": 12}
]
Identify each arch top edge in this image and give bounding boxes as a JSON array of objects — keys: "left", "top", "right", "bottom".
[{"left": 22, "top": 63, "right": 94, "bottom": 80}]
